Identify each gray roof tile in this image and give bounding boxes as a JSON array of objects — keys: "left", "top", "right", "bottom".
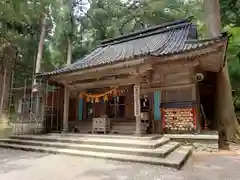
[{"left": 39, "top": 18, "right": 226, "bottom": 77}]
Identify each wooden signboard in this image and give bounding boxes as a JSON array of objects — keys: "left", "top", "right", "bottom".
[
  {"left": 134, "top": 85, "right": 140, "bottom": 116},
  {"left": 162, "top": 107, "right": 196, "bottom": 132}
]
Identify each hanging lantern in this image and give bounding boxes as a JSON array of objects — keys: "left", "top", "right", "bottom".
[
  {"left": 86, "top": 96, "right": 90, "bottom": 102},
  {"left": 103, "top": 95, "right": 108, "bottom": 102},
  {"left": 95, "top": 97, "right": 100, "bottom": 103}
]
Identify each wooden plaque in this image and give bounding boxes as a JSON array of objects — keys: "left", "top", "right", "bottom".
[{"left": 134, "top": 85, "right": 140, "bottom": 116}]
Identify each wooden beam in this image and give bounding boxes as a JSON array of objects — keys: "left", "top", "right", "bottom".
[
  {"left": 52, "top": 67, "right": 137, "bottom": 82},
  {"left": 52, "top": 63, "right": 152, "bottom": 83},
  {"left": 147, "top": 43, "right": 225, "bottom": 65},
  {"left": 70, "top": 76, "right": 137, "bottom": 90},
  {"left": 76, "top": 74, "right": 137, "bottom": 85},
  {"left": 50, "top": 58, "right": 146, "bottom": 81},
  {"left": 69, "top": 73, "right": 133, "bottom": 85},
  {"left": 140, "top": 84, "right": 195, "bottom": 94}
]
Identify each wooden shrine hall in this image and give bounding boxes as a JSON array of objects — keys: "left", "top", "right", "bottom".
[{"left": 37, "top": 18, "right": 228, "bottom": 135}]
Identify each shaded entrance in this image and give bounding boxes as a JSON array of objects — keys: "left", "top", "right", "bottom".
[{"left": 198, "top": 71, "right": 218, "bottom": 131}]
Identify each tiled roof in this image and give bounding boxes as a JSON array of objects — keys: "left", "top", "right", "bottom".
[{"left": 39, "top": 18, "right": 226, "bottom": 77}]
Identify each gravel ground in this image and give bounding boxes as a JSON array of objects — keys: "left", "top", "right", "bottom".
[{"left": 0, "top": 148, "right": 240, "bottom": 180}]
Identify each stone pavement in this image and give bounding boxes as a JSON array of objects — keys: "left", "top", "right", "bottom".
[{"left": 0, "top": 148, "right": 240, "bottom": 180}]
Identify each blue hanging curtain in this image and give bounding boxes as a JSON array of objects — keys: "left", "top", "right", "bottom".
[
  {"left": 154, "top": 91, "right": 161, "bottom": 120},
  {"left": 78, "top": 98, "right": 83, "bottom": 120}
]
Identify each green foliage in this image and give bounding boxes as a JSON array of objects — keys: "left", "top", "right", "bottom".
[
  {"left": 0, "top": 0, "right": 56, "bottom": 87},
  {"left": 220, "top": 0, "right": 240, "bottom": 26},
  {"left": 219, "top": 0, "right": 240, "bottom": 109},
  {"left": 1, "top": 0, "right": 240, "bottom": 91},
  {"left": 220, "top": 0, "right": 240, "bottom": 91},
  {"left": 226, "top": 27, "right": 240, "bottom": 89}
]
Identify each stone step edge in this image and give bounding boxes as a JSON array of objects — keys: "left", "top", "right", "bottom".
[
  {"left": 46, "top": 133, "right": 161, "bottom": 140},
  {"left": 10, "top": 135, "right": 161, "bottom": 143},
  {"left": 0, "top": 143, "right": 192, "bottom": 170},
  {"left": 164, "top": 134, "right": 219, "bottom": 140},
  {"left": 0, "top": 139, "right": 180, "bottom": 158},
  {"left": 10, "top": 136, "right": 170, "bottom": 148}
]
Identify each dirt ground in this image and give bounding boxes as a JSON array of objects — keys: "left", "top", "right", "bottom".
[{"left": 0, "top": 148, "right": 240, "bottom": 180}]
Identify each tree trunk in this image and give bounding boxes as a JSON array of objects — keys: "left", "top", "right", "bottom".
[
  {"left": 32, "top": 13, "right": 47, "bottom": 123},
  {"left": 203, "top": 0, "right": 240, "bottom": 146},
  {"left": 0, "top": 68, "right": 7, "bottom": 115},
  {"left": 34, "top": 14, "right": 47, "bottom": 78},
  {"left": 32, "top": 13, "right": 46, "bottom": 91},
  {"left": 66, "top": 36, "right": 72, "bottom": 65},
  {"left": 66, "top": 0, "right": 73, "bottom": 65}
]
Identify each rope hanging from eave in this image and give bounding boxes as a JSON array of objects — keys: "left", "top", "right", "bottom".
[
  {"left": 79, "top": 84, "right": 133, "bottom": 99},
  {"left": 79, "top": 85, "right": 120, "bottom": 98}
]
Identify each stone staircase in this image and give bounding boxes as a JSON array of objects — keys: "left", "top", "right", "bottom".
[{"left": 0, "top": 134, "right": 192, "bottom": 169}]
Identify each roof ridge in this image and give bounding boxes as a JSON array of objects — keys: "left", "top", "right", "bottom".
[
  {"left": 101, "top": 22, "right": 192, "bottom": 47},
  {"left": 186, "top": 32, "right": 228, "bottom": 44},
  {"left": 100, "top": 17, "right": 193, "bottom": 46}
]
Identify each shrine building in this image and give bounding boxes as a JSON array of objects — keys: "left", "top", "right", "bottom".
[{"left": 37, "top": 18, "right": 228, "bottom": 135}]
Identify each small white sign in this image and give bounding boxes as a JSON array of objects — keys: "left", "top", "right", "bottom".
[{"left": 134, "top": 85, "right": 140, "bottom": 116}]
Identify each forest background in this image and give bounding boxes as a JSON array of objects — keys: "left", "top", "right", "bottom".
[{"left": 1, "top": 0, "right": 240, "bottom": 112}]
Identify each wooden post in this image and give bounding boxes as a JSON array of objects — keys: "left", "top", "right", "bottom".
[
  {"left": 62, "top": 83, "right": 69, "bottom": 132},
  {"left": 134, "top": 76, "right": 142, "bottom": 135}
]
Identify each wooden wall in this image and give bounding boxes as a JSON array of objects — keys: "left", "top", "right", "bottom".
[
  {"left": 125, "top": 87, "right": 135, "bottom": 120},
  {"left": 151, "top": 64, "right": 193, "bottom": 87},
  {"left": 140, "top": 60, "right": 198, "bottom": 134},
  {"left": 45, "top": 92, "right": 59, "bottom": 106}
]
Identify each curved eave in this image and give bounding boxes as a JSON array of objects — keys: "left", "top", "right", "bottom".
[{"left": 37, "top": 35, "right": 228, "bottom": 79}]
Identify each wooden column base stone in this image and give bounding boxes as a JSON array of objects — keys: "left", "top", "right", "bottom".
[
  {"left": 61, "top": 128, "right": 68, "bottom": 133},
  {"left": 134, "top": 131, "right": 146, "bottom": 136}
]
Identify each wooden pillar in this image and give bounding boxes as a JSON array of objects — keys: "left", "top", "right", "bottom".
[
  {"left": 62, "top": 83, "right": 69, "bottom": 132},
  {"left": 148, "top": 92, "right": 154, "bottom": 133},
  {"left": 78, "top": 97, "right": 84, "bottom": 120},
  {"left": 134, "top": 76, "right": 142, "bottom": 135},
  {"left": 195, "top": 84, "right": 202, "bottom": 133},
  {"left": 103, "top": 100, "right": 108, "bottom": 115}
]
